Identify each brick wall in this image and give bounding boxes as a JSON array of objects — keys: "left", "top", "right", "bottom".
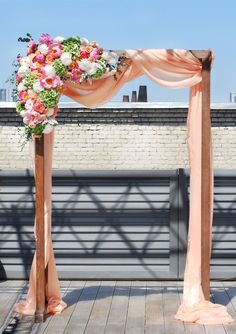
[{"left": 1, "top": 102, "right": 236, "bottom": 169}]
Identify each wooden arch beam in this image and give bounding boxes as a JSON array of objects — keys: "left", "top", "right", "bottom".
[{"left": 34, "top": 48, "right": 213, "bottom": 322}]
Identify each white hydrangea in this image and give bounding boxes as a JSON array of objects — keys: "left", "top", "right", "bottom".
[
  {"left": 53, "top": 36, "right": 65, "bottom": 43},
  {"left": 44, "top": 65, "right": 56, "bottom": 77},
  {"left": 18, "top": 65, "right": 30, "bottom": 78},
  {"left": 38, "top": 43, "right": 49, "bottom": 55},
  {"left": 60, "top": 52, "right": 72, "bottom": 66},
  {"left": 17, "top": 82, "right": 27, "bottom": 92},
  {"left": 79, "top": 59, "right": 98, "bottom": 76},
  {"left": 43, "top": 123, "right": 54, "bottom": 134},
  {"left": 20, "top": 56, "right": 32, "bottom": 67},
  {"left": 33, "top": 81, "right": 44, "bottom": 93},
  {"left": 80, "top": 37, "right": 89, "bottom": 45}
]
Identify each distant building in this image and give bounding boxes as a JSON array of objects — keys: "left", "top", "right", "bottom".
[
  {"left": 0, "top": 89, "right": 7, "bottom": 102},
  {"left": 230, "top": 92, "right": 236, "bottom": 103}
]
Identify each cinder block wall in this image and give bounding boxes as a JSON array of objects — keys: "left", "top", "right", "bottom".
[{"left": 1, "top": 102, "right": 236, "bottom": 169}]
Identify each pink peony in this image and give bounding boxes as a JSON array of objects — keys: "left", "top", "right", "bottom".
[
  {"left": 40, "top": 76, "right": 61, "bottom": 89},
  {"left": 23, "top": 109, "right": 46, "bottom": 128},
  {"left": 48, "top": 44, "right": 63, "bottom": 59},
  {"left": 27, "top": 41, "right": 37, "bottom": 55},
  {"left": 33, "top": 101, "right": 47, "bottom": 114},
  {"left": 16, "top": 74, "right": 22, "bottom": 83},
  {"left": 39, "top": 33, "right": 53, "bottom": 46},
  {"left": 18, "top": 90, "right": 29, "bottom": 104},
  {"left": 33, "top": 54, "right": 45, "bottom": 64},
  {"left": 70, "top": 68, "right": 82, "bottom": 82}
]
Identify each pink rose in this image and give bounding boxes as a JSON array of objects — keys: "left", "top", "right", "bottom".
[
  {"left": 40, "top": 76, "right": 62, "bottom": 89},
  {"left": 89, "top": 48, "right": 100, "bottom": 60},
  {"left": 39, "top": 33, "right": 53, "bottom": 46},
  {"left": 70, "top": 68, "right": 82, "bottom": 82},
  {"left": 23, "top": 109, "right": 46, "bottom": 128}
]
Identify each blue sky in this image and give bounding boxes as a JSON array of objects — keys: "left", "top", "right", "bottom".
[{"left": 0, "top": 0, "right": 235, "bottom": 102}]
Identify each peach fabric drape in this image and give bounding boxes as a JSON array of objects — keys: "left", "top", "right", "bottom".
[{"left": 15, "top": 49, "right": 233, "bottom": 324}]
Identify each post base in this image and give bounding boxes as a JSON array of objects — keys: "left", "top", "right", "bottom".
[{"left": 35, "top": 311, "right": 44, "bottom": 323}]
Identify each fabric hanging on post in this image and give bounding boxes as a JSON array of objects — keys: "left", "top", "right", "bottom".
[{"left": 14, "top": 49, "right": 233, "bottom": 324}]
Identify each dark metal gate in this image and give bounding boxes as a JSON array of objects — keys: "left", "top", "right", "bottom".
[{"left": 0, "top": 169, "right": 236, "bottom": 280}]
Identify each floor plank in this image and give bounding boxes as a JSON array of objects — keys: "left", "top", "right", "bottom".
[
  {"left": 63, "top": 280, "right": 101, "bottom": 334},
  {"left": 145, "top": 281, "right": 165, "bottom": 334},
  {"left": 162, "top": 282, "right": 186, "bottom": 334},
  {"left": 84, "top": 281, "right": 116, "bottom": 334},
  {"left": 125, "top": 281, "right": 146, "bottom": 334},
  {"left": 105, "top": 281, "right": 131, "bottom": 334}
]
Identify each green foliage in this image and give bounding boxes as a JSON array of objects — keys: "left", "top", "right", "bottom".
[
  {"left": 54, "top": 59, "right": 68, "bottom": 79},
  {"left": 62, "top": 36, "right": 81, "bottom": 59},
  {"left": 39, "top": 89, "right": 60, "bottom": 108},
  {"left": 18, "top": 33, "right": 33, "bottom": 43},
  {"left": 16, "top": 102, "right": 25, "bottom": 115},
  {"left": 23, "top": 72, "right": 38, "bottom": 88}
]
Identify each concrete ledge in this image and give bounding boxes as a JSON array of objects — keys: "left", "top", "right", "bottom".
[{"left": 1, "top": 101, "right": 236, "bottom": 110}]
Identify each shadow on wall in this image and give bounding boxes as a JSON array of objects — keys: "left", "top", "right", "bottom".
[{"left": 0, "top": 169, "right": 236, "bottom": 280}]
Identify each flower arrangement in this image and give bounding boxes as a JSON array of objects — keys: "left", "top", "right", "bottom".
[{"left": 14, "top": 33, "right": 127, "bottom": 142}]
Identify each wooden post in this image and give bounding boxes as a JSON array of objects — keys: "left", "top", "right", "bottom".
[
  {"left": 191, "top": 50, "right": 212, "bottom": 300},
  {"left": 35, "top": 135, "right": 45, "bottom": 322}
]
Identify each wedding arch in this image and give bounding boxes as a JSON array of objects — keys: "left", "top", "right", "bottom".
[{"left": 13, "top": 34, "right": 233, "bottom": 324}]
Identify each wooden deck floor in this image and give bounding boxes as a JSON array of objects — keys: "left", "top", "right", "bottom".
[{"left": 1, "top": 281, "right": 236, "bottom": 334}]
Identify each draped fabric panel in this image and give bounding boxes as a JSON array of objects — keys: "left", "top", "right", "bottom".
[{"left": 15, "top": 49, "right": 233, "bottom": 324}]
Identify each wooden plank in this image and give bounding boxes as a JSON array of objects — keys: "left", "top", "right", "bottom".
[
  {"left": 145, "top": 281, "right": 165, "bottom": 334},
  {"left": 200, "top": 52, "right": 212, "bottom": 301},
  {"left": 105, "top": 281, "right": 131, "bottom": 334},
  {"left": 63, "top": 281, "right": 101, "bottom": 334},
  {"left": 162, "top": 282, "right": 185, "bottom": 334},
  {"left": 84, "top": 281, "right": 115, "bottom": 334},
  {"left": 125, "top": 281, "right": 146, "bottom": 334},
  {"left": 35, "top": 135, "right": 45, "bottom": 322}
]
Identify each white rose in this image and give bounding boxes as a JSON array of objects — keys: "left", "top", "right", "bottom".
[
  {"left": 80, "top": 37, "right": 89, "bottom": 45},
  {"left": 19, "top": 110, "right": 26, "bottom": 117},
  {"left": 60, "top": 52, "right": 72, "bottom": 66},
  {"left": 38, "top": 43, "right": 49, "bottom": 55},
  {"left": 44, "top": 65, "right": 56, "bottom": 77},
  {"left": 43, "top": 123, "right": 54, "bottom": 134},
  {"left": 17, "top": 82, "right": 26, "bottom": 92},
  {"left": 18, "top": 65, "right": 30, "bottom": 78},
  {"left": 25, "top": 99, "right": 34, "bottom": 110},
  {"left": 33, "top": 81, "right": 44, "bottom": 93},
  {"left": 20, "top": 56, "right": 32, "bottom": 67},
  {"left": 79, "top": 59, "right": 98, "bottom": 75},
  {"left": 53, "top": 36, "right": 65, "bottom": 43},
  {"left": 46, "top": 108, "right": 54, "bottom": 117}
]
